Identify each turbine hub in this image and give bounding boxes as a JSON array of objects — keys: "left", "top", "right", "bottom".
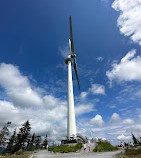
[{"left": 65, "top": 56, "right": 72, "bottom": 64}]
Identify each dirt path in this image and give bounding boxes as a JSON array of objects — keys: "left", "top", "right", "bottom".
[{"left": 33, "top": 149, "right": 122, "bottom": 158}]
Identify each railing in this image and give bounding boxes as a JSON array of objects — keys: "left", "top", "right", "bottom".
[{"left": 76, "top": 133, "right": 88, "bottom": 143}]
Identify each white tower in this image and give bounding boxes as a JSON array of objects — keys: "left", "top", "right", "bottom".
[
  {"left": 64, "top": 16, "right": 80, "bottom": 141},
  {"left": 65, "top": 56, "right": 77, "bottom": 140}
]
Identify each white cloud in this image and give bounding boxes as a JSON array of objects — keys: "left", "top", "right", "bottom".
[
  {"left": 59, "top": 44, "right": 70, "bottom": 58},
  {"left": 110, "top": 113, "right": 121, "bottom": 123},
  {"left": 121, "top": 50, "right": 136, "bottom": 62},
  {"left": 106, "top": 49, "right": 141, "bottom": 84},
  {"left": 109, "top": 105, "right": 116, "bottom": 109},
  {"left": 79, "top": 92, "right": 88, "bottom": 100},
  {"left": 90, "top": 114, "right": 104, "bottom": 127},
  {"left": 75, "top": 104, "right": 95, "bottom": 116},
  {"left": 89, "top": 84, "right": 105, "bottom": 95},
  {"left": 78, "top": 84, "right": 105, "bottom": 100},
  {"left": 0, "top": 63, "right": 43, "bottom": 107},
  {"left": 0, "top": 100, "right": 22, "bottom": 125},
  {"left": 43, "top": 95, "right": 66, "bottom": 110},
  {"left": 135, "top": 90, "right": 141, "bottom": 98},
  {"left": 0, "top": 63, "right": 68, "bottom": 142},
  {"left": 123, "top": 119, "right": 134, "bottom": 125},
  {"left": 126, "top": 124, "right": 141, "bottom": 134},
  {"left": 78, "top": 112, "right": 140, "bottom": 145},
  {"left": 112, "top": 0, "right": 141, "bottom": 45},
  {"left": 96, "top": 57, "right": 104, "bottom": 62},
  {"left": 0, "top": 63, "right": 140, "bottom": 145},
  {"left": 117, "top": 134, "right": 131, "bottom": 141},
  {"left": 0, "top": 63, "right": 97, "bottom": 143}
]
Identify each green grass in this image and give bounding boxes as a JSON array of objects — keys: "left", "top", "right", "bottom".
[
  {"left": 93, "top": 141, "right": 118, "bottom": 152},
  {"left": 124, "top": 147, "right": 141, "bottom": 157},
  {"left": 48, "top": 143, "right": 83, "bottom": 153}
]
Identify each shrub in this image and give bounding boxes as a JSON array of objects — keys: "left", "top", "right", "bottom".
[
  {"left": 48, "top": 143, "right": 82, "bottom": 153},
  {"left": 93, "top": 141, "right": 118, "bottom": 152},
  {"left": 75, "top": 142, "right": 83, "bottom": 150},
  {"left": 15, "top": 149, "right": 23, "bottom": 155}
]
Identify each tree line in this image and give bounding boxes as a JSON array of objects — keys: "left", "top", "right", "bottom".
[{"left": 0, "top": 121, "right": 48, "bottom": 155}]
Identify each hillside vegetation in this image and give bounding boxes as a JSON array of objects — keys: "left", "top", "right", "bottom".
[
  {"left": 124, "top": 147, "right": 141, "bottom": 157},
  {"left": 48, "top": 143, "right": 82, "bottom": 153},
  {"left": 93, "top": 141, "right": 118, "bottom": 152}
]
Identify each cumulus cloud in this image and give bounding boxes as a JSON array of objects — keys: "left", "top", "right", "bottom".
[
  {"left": 0, "top": 63, "right": 68, "bottom": 141},
  {"left": 0, "top": 63, "right": 43, "bottom": 107},
  {"left": 90, "top": 114, "right": 104, "bottom": 127},
  {"left": 78, "top": 112, "right": 140, "bottom": 145},
  {"left": 106, "top": 49, "right": 141, "bottom": 85},
  {"left": 0, "top": 99, "right": 67, "bottom": 135},
  {"left": 78, "top": 84, "right": 105, "bottom": 100},
  {"left": 0, "top": 63, "right": 97, "bottom": 143},
  {"left": 0, "top": 63, "right": 139, "bottom": 144},
  {"left": 117, "top": 134, "right": 131, "bottom": 141},
  {"left": 110, "top": 113, "right": 121, "bottom": 123},
  {"left": 43, "top": 95, "right": 66, "bottom": 110},
  {"left": 0, "top": 100, "right": 22, "bottom": 125},
  {"left": 112, "top": 0, "right": 141, "bottom": 45},
  {"left": 89, "top": 84, "right": 105, "bottom": 95}
]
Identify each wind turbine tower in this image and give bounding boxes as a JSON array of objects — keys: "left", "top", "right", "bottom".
[{"left": 65, "top": 16, "right": 80, "bottom": 142}]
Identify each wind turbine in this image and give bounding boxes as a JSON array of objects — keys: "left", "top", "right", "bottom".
[{"left": 65, "top": 16, "right": 80, "bottom": 142}]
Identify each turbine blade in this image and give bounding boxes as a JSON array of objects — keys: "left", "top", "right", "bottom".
[
  {"left": 70, "top": 16, "right": 75, "bottom": 55},
  {"left": 73, "top": 58, "right": 80, "bottom": 90}
]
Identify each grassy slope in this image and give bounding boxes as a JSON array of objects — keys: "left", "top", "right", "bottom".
[{"left": 93, "top": 141, "right": 118, "bottom": 152}]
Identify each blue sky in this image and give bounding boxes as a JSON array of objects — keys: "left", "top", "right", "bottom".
[{"left": 0, "top": 0, "right": 141, "bottom": 145}]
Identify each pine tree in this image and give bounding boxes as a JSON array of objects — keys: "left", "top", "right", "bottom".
[
  {"left": 31, "top": 133, "right": 35, "bottom": 144},
  {"left": 0, "top": 122, "right": 11, "bottom": 147},
  {"left": 35, "top": 136, "right": 41, "bottom": 149},
  {"left": 6, "top": 129, "right": 16, "bottom": 154},
  {"left": 132, "top": 133, "right": 139, "bottom": 145},
  {"left": 20, "top": 120, "right": 31, "bottom": 147},
  {"left": 26, "top": 133, "right": 36, "bottom": 151},
  {"left": 42, "top": 135, "right": 48, "bottom": 149},
  {"left": 12, "top": 120, "right": 31, "bottom": 153}
]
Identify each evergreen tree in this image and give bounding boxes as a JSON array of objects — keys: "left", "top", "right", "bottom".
[
  {"left": 132, "top": 133, "right": 139, "bottom": 145},
  {"left": 20, "top": 120, "right": 31, "bottom": 147},
  {"left": 31, "top": 133, "right": 35, "bottom": 144},
  {"left": 35, "top": 136, "right": 41, "bottom": 149},
  {"left": 0, "top": 122, "right": 11, "bottom": 146},
  {"left": 42, "top": 135, "right": 48, "bottom": 149},
  {"left": 26, "top": 133, "right": 36, "bottom": 151},
  {"left": 6, "top": 129, "right": 16, "bottom": 154},
  {"left": 12, "top": 120, "right": 31, "bottom": 153},
  {"left": 26, "top": 136, "right": 31, "bottom": 151}
]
